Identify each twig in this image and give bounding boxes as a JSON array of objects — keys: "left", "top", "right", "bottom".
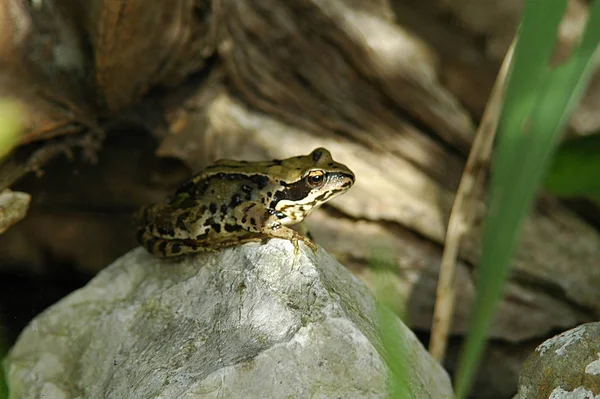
[{"left": 428, "top": 37, "right": 516, "bottom": 362}]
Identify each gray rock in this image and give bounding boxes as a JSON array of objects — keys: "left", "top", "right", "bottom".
[
  {"left": 4, "top": 240, "right": 453, "bottom": 398},
  {"left": 517, "top": 322, "right": 600, "bottom": 399}
]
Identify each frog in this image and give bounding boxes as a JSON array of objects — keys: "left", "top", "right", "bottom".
[{"left": 134, "top": 148, "right": 355, "bottom": 257}]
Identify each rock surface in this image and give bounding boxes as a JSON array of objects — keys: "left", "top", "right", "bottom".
[
  {"left": 4, "top": 240, "right": 453, "bottom": 398},
  {"left": 517, "top": 322, "right": 600, "bottom": 399}
]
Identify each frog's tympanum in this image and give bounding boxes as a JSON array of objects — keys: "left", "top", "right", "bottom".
[{"left": 134, "top": 148, "right": 355, "bottom": 257}]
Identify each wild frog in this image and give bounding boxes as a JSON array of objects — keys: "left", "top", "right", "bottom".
[{"left": 134, "top": 148, "right": 355, "bottom": 257}]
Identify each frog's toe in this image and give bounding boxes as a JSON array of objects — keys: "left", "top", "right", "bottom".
[
  {"left": 297, "top": 235, "right": 317, "bottom": 253},
  {"left": 291, "top": 236, "right": 300, "bottom": 254},
  {"left": 305, "top": 239, "right": 318, "bottom": 253}
]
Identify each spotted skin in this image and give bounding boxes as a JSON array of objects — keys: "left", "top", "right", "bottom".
[{"left": 134, "top": 148, "right": 355, "bottom": 257}]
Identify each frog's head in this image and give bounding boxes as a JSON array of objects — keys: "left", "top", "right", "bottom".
[{"left": 272, "top": 148, "right": 355, "bottom": 225}]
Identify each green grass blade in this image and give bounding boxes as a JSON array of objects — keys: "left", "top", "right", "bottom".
[
  {"left": 492, "top": 0, "right": 566, "bottom": 183},
  {"left": 370, "top": 251, "right": 412, "bottom": 397},
  {"left": 454, "top": 0, "right": 600, "bottom": 396},
  {"left": 378, "top": 306, "right": 412, "bottom": 398}
]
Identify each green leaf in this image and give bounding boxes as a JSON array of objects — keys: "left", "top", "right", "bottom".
[
  {"left": 0, "top": 101, "right": 23, "bottom": 160},
  {"left": 544, "top": 134, "right": 600, "bottom": 199}
]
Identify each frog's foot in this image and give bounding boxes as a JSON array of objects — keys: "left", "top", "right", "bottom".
[
  {"left": 268, "top": 223, "right": 317, "bottom": 254},
  {"left": 269, "top": 226, "right": 317, "bottom": 254},
  {"left": 293, "top": 222, "right": 314, "bottom": 241},
  {"left": 297, "top": 234, "right": 317, "bottom": 253}
]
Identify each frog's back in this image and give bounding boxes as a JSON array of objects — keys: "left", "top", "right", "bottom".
[{"left": 170, "top": 171, "right": 273, "bottom": 206}]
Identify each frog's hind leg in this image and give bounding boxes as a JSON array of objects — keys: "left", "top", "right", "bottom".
[
  {"left": 134, "top": 204, "right": 188, "bottom": 240},
  {"left": 134, "top": 205, "right": 173, "bottom": 232},
  {"left": 136, "top": 229, "right": 216, "bottom": 258},
  {"left": 133, "top": 206, "right": 153, "bottom": 229}
]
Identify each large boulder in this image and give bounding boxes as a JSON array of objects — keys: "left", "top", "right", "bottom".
[{"left": 4, "top": 240, "right": 453, "bottom": 398}]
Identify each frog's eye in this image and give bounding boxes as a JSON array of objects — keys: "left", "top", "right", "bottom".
[{"left": 306, "top": 170, "right": 325, "bottom": 188}]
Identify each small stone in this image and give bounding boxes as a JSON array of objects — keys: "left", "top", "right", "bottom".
[{"left": 518, "top": 322, "right": 600, "bottom": 399}]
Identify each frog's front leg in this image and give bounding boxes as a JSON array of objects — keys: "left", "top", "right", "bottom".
[
  {"left": 292, "top": 222, "right": 314, "bottom": 241},
  {"left": 235, "top": 202, "right": 317, "bottom": 252}
]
